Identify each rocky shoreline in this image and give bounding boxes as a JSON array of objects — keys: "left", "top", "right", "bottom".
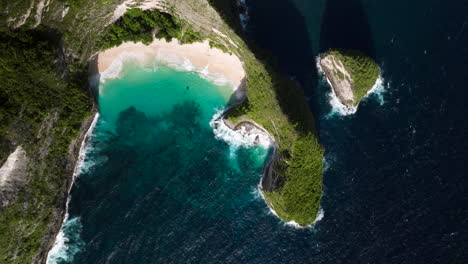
[
  {"left": 221, "top": 116, "right": 279, "bottom": 192},
  {"left": 36, "top": 107, "right": 98, "bottom": 264},
  {"left": 319, "top": 54, "right": 355, "bottom": 108}
]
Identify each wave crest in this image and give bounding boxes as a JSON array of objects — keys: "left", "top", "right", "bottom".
[
  {"left": 316, "top": 57, "right": 387, "bottom": 117},
  {"left": 46, "top": 114, "right": 99, "bottom": 264},
  {"left": 99, "top": 50, "right": 237, "bottom": 91},
  {"left": 209, "top": 110, "right": 272, "bottom": 152}
]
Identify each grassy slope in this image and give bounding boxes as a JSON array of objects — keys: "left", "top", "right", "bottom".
[
  {"left": 0, "top": 3, "right": 323, "bottom": 263},
  {"left": 208, "top": 0, "right": 324, "bottom": 226},
  {"left": 325, "top": 49, "right": 380, "bottom": 105},
  {"left": 0, "top": 29, "right": 92, "bottom": 263}
]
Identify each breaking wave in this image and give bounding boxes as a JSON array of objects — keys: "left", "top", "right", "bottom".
[
  {"left": 99, "top": 50, "right": 237, "bottom": 90},
  {"left": 316, "top": 56, "right": 387, "bottom": 117},
  {"left": 209, "top": 109, "right": 272, "bottom": 156},
  {"left": 46, "top": 113, "right": 99, "bottom": 264},
  {"left": 46, "top": 217, "right": 85, "bottom": 264}
]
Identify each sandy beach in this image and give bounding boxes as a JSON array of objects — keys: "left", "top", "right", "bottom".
[{"left": 97, "top": 39, "right": 245, "bottom": 89}]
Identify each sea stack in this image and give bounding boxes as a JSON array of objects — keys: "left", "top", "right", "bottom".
[{"left": 319, "top": 49, "right": 380, "bottom": 107}]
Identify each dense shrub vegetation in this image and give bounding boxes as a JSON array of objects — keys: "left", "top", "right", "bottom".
[
  {"left": 227, "top": 51, "right": 324, "bottom": 226},
  {"left": 98, "top": 9, "right": 203, "bottom": 50},
  {"left": 207, "top": 3, "right": 325, "bottom": 225},
  {"left": 326, "top": 49, "right": 380, "bottom": 104},
  {"left": 0, "top": 29, "right": 92, "bottom": 263}
]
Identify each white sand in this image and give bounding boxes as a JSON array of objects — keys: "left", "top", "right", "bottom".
[{"left": 97, "top": 39, "right": 245, "bottom": 89}]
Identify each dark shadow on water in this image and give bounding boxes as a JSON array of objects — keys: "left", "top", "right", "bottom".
[
  {"left": 319, "top": 0, "right": 375, "bottom": 58},
  {"left": 244, "top": 0, "right": 317, "bottom": 91},
  {"left": 231, "top": 0, "right": 320, "bottom": 134}
]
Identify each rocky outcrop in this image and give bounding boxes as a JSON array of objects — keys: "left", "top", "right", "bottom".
[
  {"left": 0, "top": 146, "right": 28, "bottom": 208},
  {"left": 319, "top": 54, "right": 355, "bottom": 107},
  {"left": 33, "top": 108, "right": 98, "bottom": 264}
]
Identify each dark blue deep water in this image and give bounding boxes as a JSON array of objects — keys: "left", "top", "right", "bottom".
[
  {"left": 244, "top": 0, "right": 468, "bottom": 263},
  {"left": 50, "top": 0, "right": 468, "bottom": 263}
]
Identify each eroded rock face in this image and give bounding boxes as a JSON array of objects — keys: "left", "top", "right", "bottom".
[
  {"left": 320, "top": 54, "right": 355, "bottom": 107},
  {"left": 0, "top": 146, "right": 28, "bottom": 208}
]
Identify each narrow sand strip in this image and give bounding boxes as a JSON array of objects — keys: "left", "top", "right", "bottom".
[{"left": 97, "top": 39, "right": 245, "bottom": 89}]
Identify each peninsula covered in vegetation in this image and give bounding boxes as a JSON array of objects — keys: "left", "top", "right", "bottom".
[
  {"left": 319, "top": 49, "right": 380, "bottom": 107},
  {"left": 0, "top": 1, "right": 324, "bottom": 262},
  {"left": 98, "top": 7, "right": 324, "bottom": 228}
]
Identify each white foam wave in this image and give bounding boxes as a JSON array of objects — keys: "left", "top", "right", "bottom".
[
  {"left": 284, "top": 207, "right": 325, "bottom": 229},
  {"left": 256, "top": 179, "right": 325, "bottom": 229},
  {"left": 316, "top": 56, "right": 386, "bottom": 117},
  {"left": 99, "top": 50, "right": 237, "bottom": 91},
  {"left": 69, "top": 113, "right": 100, "bottom": 187},
  {"left": 365, "top": 76, "right": 386, "bottom": 105},
  {"left": 46, "top": 113, "right": 99, "bottom": 264},
  {"left": 156, "top": 50, "right": 236, "bottom": 89},
  {"left": 209, "top": 110, "right": 272, "bottom": 154},
  {"left": 325, "top": 78, "right": 358, "bottom": 116},
  {"left": 99, "top": 52, "right": 148, "bottom": 84},
  {"left": 46, "top": 217, "right": 84, "bottom": 264}
]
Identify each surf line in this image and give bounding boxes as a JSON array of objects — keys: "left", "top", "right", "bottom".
[{"left": 46, "top": 112, "right": 99, "bottom": 263}]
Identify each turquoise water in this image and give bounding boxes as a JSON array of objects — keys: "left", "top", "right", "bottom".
[{"left": 47, "top": 63, "right": 273, "bottom": 263}]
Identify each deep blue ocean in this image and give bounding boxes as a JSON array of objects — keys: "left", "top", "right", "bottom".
[{"left": 48, "top": 0, "right": 467, "bottom": 263}]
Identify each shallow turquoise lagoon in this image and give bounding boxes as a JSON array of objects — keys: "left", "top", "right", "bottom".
[{"left": 48, "top": 62, "right": 273, "bottom": 264}]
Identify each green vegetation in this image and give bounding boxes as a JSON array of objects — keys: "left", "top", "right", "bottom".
[
  {"left": 207, "top": 0, "right": 244, "bottom": 36},
  {"left": 0, "top": 29, "right": 92, "bottom": 263},
  {"left": 0, "top": 6, "right": 324, "bottom": 264},
  {"left": 325, "top": 49, "right": 380, "bottom": 105},
  {"left": 100, "top": 4, "right": 324, "bottom": 227},
  {"left": 262, "top": 134, "right": 323, "bottom": 226},
  {"left": 98, "top": 9, "right": 203, "bottom": 50},
  {"left": 227, "top": 48, "right": 324, "bottom": 226},
  {"left": 336, "top": 70, "right": 345, "bottom": 80},
  {"left": 205, "top": 2, "right": 325, "bottom": 225},
  {"left": 209, "top": 40, "right": 229, "bottom": 53}
]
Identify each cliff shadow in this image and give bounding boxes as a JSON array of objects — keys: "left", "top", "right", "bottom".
[
  {"left": 87, "top": 55, "right": 101, "bottom": 105},
  {"left": 319, "top": 0, "right": 375, "bottom": 58},
  {"left": 234, "top": 0, "right": 319, "bottom": 134},
  {"left": 244, "top": 0, "right": 317, "bottom": 94}
]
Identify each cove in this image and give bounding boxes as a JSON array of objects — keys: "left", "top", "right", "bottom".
[{"left": 47, "top": 61, "right": 273, "bottom": 263}]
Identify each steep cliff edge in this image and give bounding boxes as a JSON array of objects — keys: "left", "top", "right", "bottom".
[
  {"left": 319, "top": 49, "right": 380, "bottom": 108},
  {"left": 0, "top": 1, "right": 324, "bottom": 262}
]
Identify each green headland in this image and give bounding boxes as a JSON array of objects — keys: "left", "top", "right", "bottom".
[{"left": 0, "top": 1, "right": 325, "bottom": 262}]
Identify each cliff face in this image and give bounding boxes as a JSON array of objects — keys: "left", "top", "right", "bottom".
[
  {"left": 320, "top": 54, "right": 356, "bottom": 107},
  {"left": 319, "top": 49, "right": 380, "bottom": 107},
  {"left": 0, "top": 0, "right": 323, "bottom": 262},
  {"left": 0, "top": 1, "right": 247, "bottom": 263},
  {"left": 1, "top": 0, "right": 239, "bottom": 61},
  {"left": 0, "top": 146, "right": 28, "bottom": 207}
]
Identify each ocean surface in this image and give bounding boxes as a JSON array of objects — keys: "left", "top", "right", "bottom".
[{"left": 48, "top": 0, "right": 468, "bottom": 263}]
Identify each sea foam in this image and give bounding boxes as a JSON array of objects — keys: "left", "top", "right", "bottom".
[
  {"left": 46, "top": 217, "right": 85, "bottom": 264},
  {"left": 99, "top": 50, "right": 237, "bottom": 91},
  {"left": 256, "top": 180, "right": 325, "bottom": 229},
  {"left": 316, "top": 56, "right": 386, "bottom": 117},
  {"left": 46, "top": 113, "right": 99, "bottom": 264},
  {"left": 209, "top": 110, "right": 272, "bottom": 153},
  {"left": 99, "top": 51, "right": 147, "bottom": 84},
  {"left": 156, "top": 50, "right": 235, "bottom": 89}
]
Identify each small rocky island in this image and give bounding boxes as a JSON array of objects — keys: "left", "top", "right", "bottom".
[{"left": 319, "top": 50, "right": 380, "bottom": 107}]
